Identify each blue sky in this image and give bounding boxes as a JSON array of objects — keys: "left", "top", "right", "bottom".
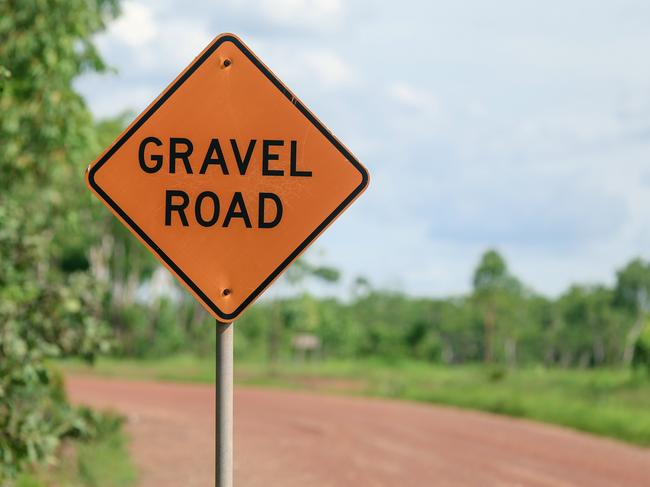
[{"left": 77, "top": 0, "right": 650, "bottom": 298}]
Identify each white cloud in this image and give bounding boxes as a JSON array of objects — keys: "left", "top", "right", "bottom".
[
  {"left": 302, "top": 49, "right": 358, "bottom": 88},
  {"left": 145, "top": 19, "right": 212, "bottom": 69},
  {"left": 384, "top": 82, "right": 446, "bottom": 138},
  {"left": 227, "top": 0, "right": 343, "bottom": 30},
  {"left": 388, "top": 82, "right": 440, "bottom": 112},
  {"left": 244, "top": 40, "right": 359, "bottom": 93},
  {"left": 263, "top": 0, "right": 341, "bottom": 27},
  {"left": 80, "top": 81, "right": 157, "bottom": 119},
  {"left": 109, "top": 1, "right": 156, "bottom": 47}
]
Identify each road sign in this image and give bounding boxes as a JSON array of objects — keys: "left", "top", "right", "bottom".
[{"left": 86, "top": 33, "right": 369, "bottom": 322}]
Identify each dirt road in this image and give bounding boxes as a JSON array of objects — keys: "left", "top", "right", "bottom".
[{"left": 66, "top": 375, "right": 650, "bottom": 487}]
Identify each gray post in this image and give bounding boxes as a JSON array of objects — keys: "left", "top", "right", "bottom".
[{"left": 216, "top": 321, "right": 233, "bottom": 487}]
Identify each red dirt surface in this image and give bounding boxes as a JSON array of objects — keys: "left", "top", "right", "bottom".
[{"left": 66, "top": 375, "right": 650, "bottom": 487}]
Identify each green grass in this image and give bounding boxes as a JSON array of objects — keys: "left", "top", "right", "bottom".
[
  {"left": 59, "top": 356, "right": 650, "bottom": 446},
  {"left": 60, "top": 354, "right": 216, "bottom": 383},
  {"left": 14, "top": 428, "right": 137, "bottom": 487}
]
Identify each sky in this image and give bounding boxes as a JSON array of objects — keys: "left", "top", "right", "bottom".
[{"left": 77, "top": 0, "right": 650, "bottom": 298}]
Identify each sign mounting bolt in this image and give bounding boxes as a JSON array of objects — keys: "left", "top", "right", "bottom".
[{"left": 222, "top": 58, "right": 232, "bottom": 69}]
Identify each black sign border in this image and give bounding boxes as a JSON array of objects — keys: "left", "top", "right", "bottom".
[{"left": 87, "top": 34, "right": 369, "bottom": 322}]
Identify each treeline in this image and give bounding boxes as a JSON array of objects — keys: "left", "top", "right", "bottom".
[
  {"left": 237, "top": 251, "right": 650, "bottom": 370},
  {"left": 105, "top": 249, "right": 650, "bottom": 373}
]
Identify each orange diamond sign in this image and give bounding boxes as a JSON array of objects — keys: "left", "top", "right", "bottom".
[{"left": 86, "top": 33, "right": 369, "bottom": 322}]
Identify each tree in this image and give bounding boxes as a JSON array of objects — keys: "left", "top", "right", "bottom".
[
  {"left": 614, "top": 259, "right": 650, "bottom": 365},
  {"left": 557, "top": 285, "right": 622, "bottom": 367},
  {"left": 632, "top": 322, "right": 650, "bottom": 375},
  {"left": 267, "top": 258, "right": 340, "bottom": 366},
  {"left": 472, "top": 249, "right": 522, "bottom": 363},
  {"left": 0, "top": 0, "right": 118, "bottom": 478}
]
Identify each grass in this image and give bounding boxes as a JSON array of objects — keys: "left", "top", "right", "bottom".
[
  {"left": 59, "top": 355, "right": 650, "bottom": 446},
  {"left": 60, "top": 354, "right": 216, "bottom": 383},
  {"left": 14, "top": 428, "right": 137, "bottom": 487}
]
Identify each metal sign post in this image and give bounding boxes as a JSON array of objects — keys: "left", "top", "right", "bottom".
[{"left": 216, "top": 321, "right": 233, "bottom": 487}]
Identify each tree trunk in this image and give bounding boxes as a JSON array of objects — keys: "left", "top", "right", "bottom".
[
  {"left": 593, "top": 337, "right": 605, "bottom": 366},
  {"left": 505, "top": 338, "right": 517, "bottom": 368},
  {"left": 483, "top": 307, "right": 495, "bottom": 363},
  {"left": 623, "top": 314, "right": 645, "bottom": 366}
]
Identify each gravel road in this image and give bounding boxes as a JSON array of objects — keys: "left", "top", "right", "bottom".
[{"left": 66, "top": 375, "right": 650, "bottom": 487}]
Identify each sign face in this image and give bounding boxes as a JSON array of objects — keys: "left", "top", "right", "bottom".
[{"left": 86, "top": 33, "right": 369, "bottom": 322}]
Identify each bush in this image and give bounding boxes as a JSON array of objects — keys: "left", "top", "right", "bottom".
[{"left": 0, "top": 0, "right": 118, "bottom": 480}]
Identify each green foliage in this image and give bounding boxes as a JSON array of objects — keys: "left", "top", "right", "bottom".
[
  {"left": 632, "top": 322, "right": 650, "bottom": 375},
  {"left": 473, "top": 249, "right": 509, "bottom": 291},
  {"left": 109, "top": 298, "right": 212, "bottom": 358},
  {"left": 0, "top": 0, "right": 118, "bottom": 190},
  {"left": 471, "top": 249, "right": 524, "bottom": 363},
  {"left": 285, "top": 259, "right": 341, "bottom": 285},
  {"left": 75, "top": 420, "right": 136, "bottom": 487},
  {"left": 615, "top": 258, "right": 650, "bottom": 314},
  {"left": 614, "top": 258, "right": 650, "bottom": 365},
  {"left": 555, "top": 285, "right": 624, "bottom": 366},
  {"left": 14, "top": 412, "right": 136, "bottom": 487},
  {"left": 0, "top": 0, "right": 118, "bottom": 480}
]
